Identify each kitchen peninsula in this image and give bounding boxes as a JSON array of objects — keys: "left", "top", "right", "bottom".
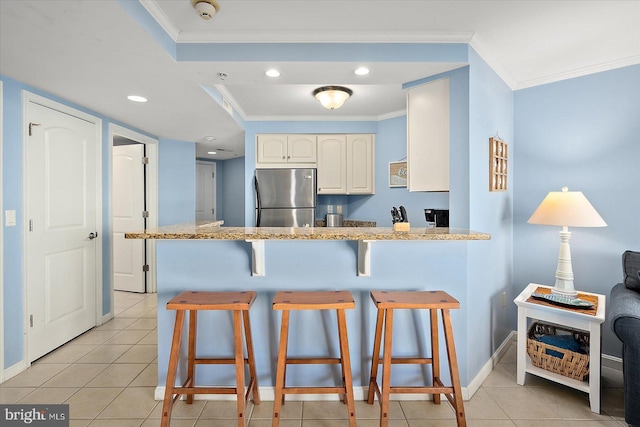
[{"left": 127, "top": 224, "right": 491, "bottom": 401}]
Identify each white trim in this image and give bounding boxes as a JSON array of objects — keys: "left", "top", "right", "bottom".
[
  {"left": 101, "top": 312, "right": 114, "bottom": 325},
  {"left": 2, "top": 360, "right": 27, "bottom": 383},
  {"left": 513, "top": 54, "right": 640, "bottom": 90},
  {"left": 602, "top": 353, "right": 623, "bottom": 372},
  {"left": 466, "top": 330, "right": 517, "bottom": 399},
  {"left": 152, "top": 333, "right": 520, "bottom": 403},
  {"left": 22, "top": 91, "right": 103, "bottom": 366},
  {"left": 108, "top": 124, "right": 159, "bottom": 298},
  {"left": 0, "top": 80, "right": 4, "bottom": 383},
  {"left": 468, "top": 34, "right": 518, "bottom": 90},
  {"left": 139, "top": 0, "right": 180, "bottom": 42},
  {"left": 175, "top": 31, "right": 475, "bottom": 44}
]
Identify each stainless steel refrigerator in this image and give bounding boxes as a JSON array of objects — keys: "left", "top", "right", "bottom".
[{"left": 254, "top": 168, "right": 316, "bottom": 227}]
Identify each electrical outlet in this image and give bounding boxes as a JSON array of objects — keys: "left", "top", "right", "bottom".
[{"left": 502, "top": 292, "right": 507, "bottom": 308}]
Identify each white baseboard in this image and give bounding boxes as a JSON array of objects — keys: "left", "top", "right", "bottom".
[
  {"left": 602, "top": 354, "right": 623, "bottom": 371},
  {"left": 153, "top": 332, "right": 519, "bottom": 403},
  {"left": 2, "top": 360, "right": 28, "bottom": 384},
  {"left": 465, "top": 330, "right": 516, "bottom": 400},
  {"left": 101, "top": 312, "right": 114, "bottom": 326}
]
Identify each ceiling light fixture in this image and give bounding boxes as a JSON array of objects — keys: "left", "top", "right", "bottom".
[
  {"left": 205, "top": 136, "right": 217, "bottom": 141},
  {"left": 207, "top": 151, "right": 217, "bottom": 155},
  {"left": 191, "top": 0, "right": 219, "bottom": 20},
  {"left": 266, "top": 69, "right": 280, "bottom": 78},
  {"left": 127, "top": 95, "right": 147, "bottom": 103},
  {"left": 313, "top": 86, "right": 353, "bottom": 110},
  {"left": 354, "top": 67, "right": 370, "bottom": 76}
]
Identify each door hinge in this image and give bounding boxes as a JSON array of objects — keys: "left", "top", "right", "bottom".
[
  {"left": 30, "top": 315, "right": 33, "bottom": 327},
  {"left": 142, "top": 264, "right": 150, "bottom": 272},
  {"left": 142, "top": 157, "right": 149, "bottom": 164},
  {"left": 29, "top": 219, "right": 33, "bottom": 232},
  {"left": 142, "top": 211, "right": 149, "bottom": 218},
  {"left": 28, "top": 122, "right": 41, "bottom": 136},
  {"left": 212, "top": 172, "right": 215, "bottom": 178}
]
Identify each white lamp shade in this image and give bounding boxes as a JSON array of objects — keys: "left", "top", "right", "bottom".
[{"left": 528, "top": 187, "right": 606, "bottom": 227}]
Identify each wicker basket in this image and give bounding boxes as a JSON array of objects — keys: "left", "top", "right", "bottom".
[{"left": 526, "top": 322, "right": 590, "bottom": 381}]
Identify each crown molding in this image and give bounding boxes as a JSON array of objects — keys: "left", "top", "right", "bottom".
[
  {"left": 140, "top": 0, "right": 181, "bottom": 41},
  {"left": 175, "top": 31, "right": 475, "bottom": 44},
  {"left": 212, "top": 84, "right": 248, "bottom": 121},
  {"left": 514, "top": 54, "right": 640, "bottom": 90},
  {"left": 468, "top": 34, "right": 517, "bottom": 90}
]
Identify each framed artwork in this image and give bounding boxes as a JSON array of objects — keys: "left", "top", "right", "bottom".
[{"left": 389, "top": 161, "right": 407, "bottom": 187}]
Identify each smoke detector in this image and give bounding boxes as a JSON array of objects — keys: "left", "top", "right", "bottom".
[{"left": 191, "top": 0, "right": 220, "bottom": 20}]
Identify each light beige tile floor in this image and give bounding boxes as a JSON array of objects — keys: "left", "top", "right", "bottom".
[{"left": 0, "top": 291, "right": 627, "bottom": 426}]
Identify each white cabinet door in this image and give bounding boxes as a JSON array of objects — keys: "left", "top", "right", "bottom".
[
  {"left": 317, "top": 135, "right": 347, "bottom": 194},
  {"left": 407, "top": 77, "right": 449, "bottom": 192},
  {"left": 347, "top": 134, "right": 375, "bottom": 194},
  {"left": 288, "top": 134, "right": 317, "bottom": 163},
  {"left": 257, "top": 134, "right": 288, "bottom": 164}
]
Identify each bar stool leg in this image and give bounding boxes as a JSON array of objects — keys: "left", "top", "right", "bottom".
[
  {"left": 336, "top": 310, "right": 346, "bottom": 404},
  {"left": 430, "top": 308, "right": 441, "bottom": 405},
  {"left": 442, "top": 309, "right": 466, "bottom": 427},
  {"left": 380, "top": 308, "right": 394, "bottom": 427},
  {"left": 367, "top": 307, "right": 385, "bottom": 405},
  {"left": 161, "top": 310, "right": 185, "bottom": 427},
  {"left": 242, "top": 310, "right": 261, "bottom": 405},
  {"left": 232, "top": 310, "right": 246, "bottom": 427},
  {"left": 336, "top": 309, "right": 357, "bottom": 427},
  {"left": 187, "top": 310, "right": 197, "bottom": 405},
  {"left": 273, "top": 310, "right": 290, "bottom": 427}
]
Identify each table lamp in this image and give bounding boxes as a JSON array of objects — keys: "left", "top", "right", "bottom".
[{"left": 528, "top": 187, "right": 606, "bottom": 297}]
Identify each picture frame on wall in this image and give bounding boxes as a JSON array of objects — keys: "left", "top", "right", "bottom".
[{"left": 389, "top": 161, "right": 407, "bottom": 187}]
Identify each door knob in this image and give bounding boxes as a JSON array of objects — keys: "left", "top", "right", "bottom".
[{"left": 88, "top": 232, "right": 98, "bottom": 240}]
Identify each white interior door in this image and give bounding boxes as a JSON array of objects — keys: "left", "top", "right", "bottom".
[
  {"left": 26, "top": 100, "right": 99, "bottom": 362},
  {"left": 113, "top": 144, "right": 145, "bottom": 293},
  {"left": 196, "top": 161, "right": 216, "bottom": 221}
]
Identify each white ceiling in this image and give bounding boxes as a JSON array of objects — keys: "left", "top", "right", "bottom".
[{"left": 1, "top": 1, "right": 638, "bottom": 160}]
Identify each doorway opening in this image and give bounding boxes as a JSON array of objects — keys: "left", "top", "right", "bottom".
[{"left": 109, "top": 125, "right": 158, "bottom": 301}]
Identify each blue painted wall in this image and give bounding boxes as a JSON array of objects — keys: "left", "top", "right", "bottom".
[
  {"left": 466, "top": 47, "right": 514, "bottom": 378},
  {"left": 158, "top": 139, "right": 196, "bottom": 226},
  {"left": 219, "top": 157, "right": 246, "bottom": 227},
  {"left": 514, "top": 64, "right": 640, "bottom": 358}
]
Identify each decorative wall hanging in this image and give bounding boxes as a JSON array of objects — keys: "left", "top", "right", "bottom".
[
  {"left": 489, "top": 137, "right": 508, "bottom": 191},
  {"left": 389, "top": 161, "right": 408, "bottom": 187}
]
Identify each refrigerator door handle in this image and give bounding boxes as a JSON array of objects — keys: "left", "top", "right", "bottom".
[{"left": 254, "top": 176, "right": 261, "bottom": 227}]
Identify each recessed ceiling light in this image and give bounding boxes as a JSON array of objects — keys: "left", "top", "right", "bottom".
[
  {"left": 205, "top": 136, "right": 217, "bottom": 141},
  {"left": 127, "top": 95, "right": 148, "bottom": 103},
  {"left": 207, "top": 151, "right": 217, "bottom": 155},
  {"left": 266, "top": 69, "right": 280, "bottom": 78},
  {"left": 354, "top": 67, "right": 370, "bottom": 76}
]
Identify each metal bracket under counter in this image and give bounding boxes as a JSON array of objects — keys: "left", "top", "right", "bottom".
[{"left": 245, "top": 239, "right": 374, "bottom": 277}]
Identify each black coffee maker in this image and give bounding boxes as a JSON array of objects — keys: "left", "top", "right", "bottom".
[{"left": 424, "top": 209, "right": 449, "bottom": 227}]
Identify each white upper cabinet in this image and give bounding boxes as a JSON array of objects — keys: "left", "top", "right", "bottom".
[
  {"left": 346, "top": 134, "right": 375, "bottom": 194},
  {"left": 406, "top": 77, "right": 450, "bottom": 192},
  {"left": 317, "top": 135, "right": 347, "bottom": 194},
  {"left": 256, "top": 134, "right": 317, "bottom": 166},
  {"left": 317, "top": 134, "right": 375, "bottom": 195}
]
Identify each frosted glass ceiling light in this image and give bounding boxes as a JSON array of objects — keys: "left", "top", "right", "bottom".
[
  {"left": 266, "top": 69, "right": 280, "bottom": 77},
  {"left": 528, "top": 187, "right": 606, "bottom": 296},
  {"left": 354, "top": 67, "right": 370, "bottom": 76},
  {"left": 313, "top": 86, "right": 353, "bottom": 110}
]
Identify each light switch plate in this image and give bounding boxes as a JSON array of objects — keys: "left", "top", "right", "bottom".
[{"left": 5, "top": 210, "right": 16, "bottom": 226}]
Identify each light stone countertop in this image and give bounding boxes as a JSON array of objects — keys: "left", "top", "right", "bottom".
[{"left": 125, "top": 223, "right": 490, "bottom": 241}]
